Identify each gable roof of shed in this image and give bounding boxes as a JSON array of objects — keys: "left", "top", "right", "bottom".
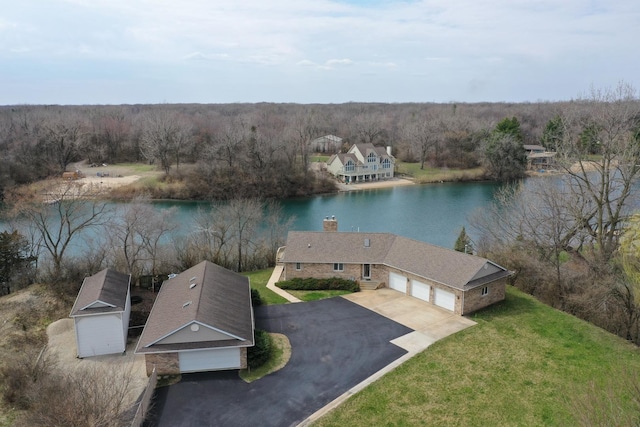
[
  {"left": 69, "top": 269, "right": 131, "bottom": 317},
  {"left": 135, "top": 261, "right": 254, "bottom": 354},
  {"left": 283, "top": 231, "right": 510, "bottom": 290}
]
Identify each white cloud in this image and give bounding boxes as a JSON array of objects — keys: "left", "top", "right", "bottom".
[{"left": 0, "top": 0, "right": 638, "bottom": 103}]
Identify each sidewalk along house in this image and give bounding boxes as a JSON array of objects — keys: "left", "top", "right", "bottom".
[
  {"left": 311, "top": 134, "right": 343, "bottom": 153},
  {"left": 279, "top": 217, "right": 512, "bottom": 315},
  {"left": 326, "top": 143, "right": 395, "bottom": 183},
  {"left": 524, "top": 144, "right": 556, "bottom": 170},
  {"left": 70, "top": 268, "right": 132, "bottom": 358},
  {"left": 135, "top": 261, "right": 254, "bottom": 376}
]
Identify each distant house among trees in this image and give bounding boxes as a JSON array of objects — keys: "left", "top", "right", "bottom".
[
  {"left": 311, "top": 135, "right": 343, "bottom": 153},
  {"left": 326, "top": 143, "right": 395, "bottom": 183},
  {"left": 524, "top": 144, "right": 556, "bottom": 170}
]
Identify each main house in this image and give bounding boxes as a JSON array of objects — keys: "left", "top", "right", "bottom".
[
  {"left": 279, "top": 217, "right": 511, "bottom": 315},
  {"left": 135, "top": 261, "right": 254, "bottom": 376},
  {"left": 326, "top": 143, "right": 395, "bottom": 183}
]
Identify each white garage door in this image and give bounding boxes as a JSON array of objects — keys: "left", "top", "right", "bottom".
[
  {"left": 411, "top": 279, "right": 431, "bottom": 302},
  {"left": 434, "top": 288, "right": 456, "bottom": 311},
  {"left": 389, "top": 272, "right": 407, "bottom": 293},
  {"left": 179, "top": 347, "right": 241, "bottom": 373}
]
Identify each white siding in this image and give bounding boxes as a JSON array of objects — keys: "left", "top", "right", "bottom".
[
  {"left": 75, "top": 313, "right": 125, "bottom": 358},
  {"left": 179, "top": 348, "right": 241, "bottom": 373}
]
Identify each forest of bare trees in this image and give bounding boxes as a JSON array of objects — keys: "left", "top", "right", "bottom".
[{"left": 0, "top": 100, "right": 574, "bottom": 201}]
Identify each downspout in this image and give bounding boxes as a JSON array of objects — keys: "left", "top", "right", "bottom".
[{"left": 461, "top": 288, "right": 465, "bottom": 316}]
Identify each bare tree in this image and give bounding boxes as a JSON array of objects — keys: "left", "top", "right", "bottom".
[
  {"left": 8, "top": 181, "right": 111, "bottom": 277},
  {"left": 107, "top": 196, "right": 175, "bottom": 280},
  {"left": 556, "top": 82, "right": 640, "bottom": 266},
  {"left": 402, "top": 111, "right": 441, "bottom": 170},
  {"left": 140, "top": 110, "right": 193, "bottom": 174}
]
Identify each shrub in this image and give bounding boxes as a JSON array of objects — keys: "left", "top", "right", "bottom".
[
  {"left": 251, "top": 288, "right": 263, "bottom": 307},
  {"left": 247, "top": 329, "right": 271, "bottom": 369},
  {"left": 277, "top": 277, "right": 359, "bottom": 292}
]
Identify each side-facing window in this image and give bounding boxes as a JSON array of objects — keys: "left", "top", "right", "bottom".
[
  {"left": 295, "top": 262, "right": 301, "bottom": 271},
  {"left": 333, "top": 263, "right": 344, "bottom": 272},
  {"left": 481, "top": 286, "right": 489, "bottom": 296}
]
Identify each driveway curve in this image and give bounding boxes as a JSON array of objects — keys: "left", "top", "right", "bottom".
[{"left": 145, "top": 297, "right": 412, "bottom": 427}]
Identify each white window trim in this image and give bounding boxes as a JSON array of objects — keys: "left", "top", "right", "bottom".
[
  {"left": 295, "top": 262, "right": 301, "bottom": 271},
  {"left": 481, "top": 286, "right": 489, "bottom": 296},
  {"left": 333, "top": 263, "right": 344, "bottom": 272}
]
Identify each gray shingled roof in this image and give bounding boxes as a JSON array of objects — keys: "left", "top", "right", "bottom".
[
  {"left": 135, "top": 261, "right": 254, "bottom": 354},
  {"left": 69, "top": 269, "right": 131, "bottom": 317},
  {"left": 283, "top": 231, "right": 509, "bottom": 290}
]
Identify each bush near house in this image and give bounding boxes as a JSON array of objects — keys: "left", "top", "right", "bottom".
[
  {"left": 277, "top": 277, "right": 359, "bottom": 292},
  {"left": 248, "top": 329, "right": 271, "bottom": 369},
  {"left": 250, "top": 288, "right": 263, "bottom": 307}
]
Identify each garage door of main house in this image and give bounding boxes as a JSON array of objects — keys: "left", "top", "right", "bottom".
[
  {"left": 178, "top": 348, "right": 241, "bottom": 373},
  {"left": 389, "top": 272, "right": 407, "bottom": 293}
]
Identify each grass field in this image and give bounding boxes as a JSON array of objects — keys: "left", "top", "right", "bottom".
[
  {"left": 287, "top": 289, "right": 353, "bottom": 302},
  {"left": 396, "top": 162, "right": 485, "bottom": 183},
  {"left": 314, "top": 286, "right": 640, "bottom": 426},
  {"left": 242, "top": 268, "right": 288, "bottom": 305}
]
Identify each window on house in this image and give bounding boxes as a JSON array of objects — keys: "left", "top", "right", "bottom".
[
  {"left": 295, "top": 262, "right": 301, "bottom": 271},
  {"left": 367, "top": 153, "right": 376, "bottom": 163},
  {"left": 345, "top": 161, "right": 354, "bottom": 172},
  {"left": 481, "top": 286, "right": 489, "bottom": 296},
  {"left": 382, "top": 158, "right": 391, "bottom": 169},
  {"left": 333, "top": 263, "right": 344, "bottom": 272}
]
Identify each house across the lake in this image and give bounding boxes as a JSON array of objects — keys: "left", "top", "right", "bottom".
[
  {"left": 311, "top": 134, "right": 343, "bottom": 153},
  {"left": 279, "top": 217, "right": 511, "bottom": 315},
  {"left": 524, "top": 144, "right": 556, "bottom": 170},
  {"left": 326, "top": 143, "right": 395, "bottom": 183}
]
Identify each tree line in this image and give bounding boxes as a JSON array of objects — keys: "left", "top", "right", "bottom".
[
  {"left": 472, "top": 82, "right": 640, "bottom": 344},
  {"left": 0, "top": 99, "right": 610, "bottom": 201}
]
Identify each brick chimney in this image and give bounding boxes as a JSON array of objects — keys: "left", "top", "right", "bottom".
[{"left": 323, "top": 215, "right": 338, "bottom": 232}]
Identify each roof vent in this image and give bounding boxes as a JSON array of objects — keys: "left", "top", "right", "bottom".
[
  {"left": 364, "top": 238, "right": 370, "bottom": 248},
  {"left": 189, "top": 283, "right": 197, "bottom": 289},
  {"left": 182, "top": 301, "right": 192, "bottom": 308},
  {"left": 189, "top": 276, "right": 197, "bottom": 282},
  {"left": 168, "top": 273, "right": 177, "bottom": 279},
  {"left": 308, "top": 243, "right": 311, "bottom": 248}
]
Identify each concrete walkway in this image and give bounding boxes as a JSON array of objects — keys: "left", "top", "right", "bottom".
[
  {"left": 299, "top": 288, "right": 476, "bottom": 426},
  {"left": 265, "top": 264, "right": 301, "bottom": 303}
]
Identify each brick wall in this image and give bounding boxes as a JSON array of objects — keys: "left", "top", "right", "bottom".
[
  {"left": 144, "top": 352, "right": 179, "bottom": 376},
  {"left": 462, "top": 280, "right": 506, "bottom": 314},
  {"left": 240, "top": 347, "right": 247, "bottom": 369}
]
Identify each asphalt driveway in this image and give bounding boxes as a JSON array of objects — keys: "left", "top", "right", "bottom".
[{"left": 145, "top": 297, "right": 412, "bottom": 427}]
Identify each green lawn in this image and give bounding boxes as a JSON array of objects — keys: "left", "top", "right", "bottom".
[
  {"left": 315, "top": 286, "right": 640, "bottom": 426},
  {"left": 242, "top": 268, "right": 288, "bottom": 305},
  {"left": 396, "top": 162, "right": 485, "bottom": 183},
  {"left": 310, "top": 155, "right": 331, "bottom": 163},
  {"left": 287, "top": 289, "right": 353, "bottom": 302}
]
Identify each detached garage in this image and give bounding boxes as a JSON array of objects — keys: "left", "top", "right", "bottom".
[
  {"left": 135, "top": 261, "right": 254, "bottom": 376},
  {"left": 70, "top": 269, "right": 131, "bottom": 358}
]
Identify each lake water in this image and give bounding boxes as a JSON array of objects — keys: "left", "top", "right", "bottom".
[
  {"left": 0, "top": 181, "right": 502, "bottom": 256},
  {"left": 154, "top": 181, "right": 501, "bottom": 249}
]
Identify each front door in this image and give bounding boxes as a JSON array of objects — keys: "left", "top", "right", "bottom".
[{"left": 363, "top": 264, "right": 371, "bottom": 279}]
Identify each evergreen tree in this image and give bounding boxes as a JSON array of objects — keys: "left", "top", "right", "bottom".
[{"left": 454, "top": 226, "right": 473, "bottom": 253}]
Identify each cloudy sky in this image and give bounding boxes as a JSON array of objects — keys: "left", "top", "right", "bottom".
[{"left": 1, "top": 0, "right": 638, "bottom": 105}]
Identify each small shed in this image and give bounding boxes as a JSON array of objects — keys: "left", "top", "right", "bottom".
[{"left": 70, "top": 269, "right": 132, "bottom": 358}]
